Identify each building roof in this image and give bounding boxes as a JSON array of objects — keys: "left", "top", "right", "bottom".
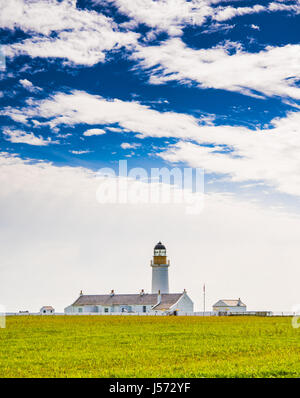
[
  {"left": 213, "top": 299, "right": 246, "bottom": 307},
  {"left": 40, "top": 306, "right": 54, "bottom": 310},
  {"left": 152, "top": 294, "right": 182, "bottom": 310},
  {"left": 154, "top": 241, "right": 166, "bottom": 250},
  {"left": 72, "top": 293, "right": 182, "bottom": 309}
]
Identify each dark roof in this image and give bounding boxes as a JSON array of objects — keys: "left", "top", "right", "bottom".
[
  {"left": 72, "top": 293, "right": 182, "bottom": 308},
  {"left": 154, "top": 241, "right": 166, "bottom": 250}
]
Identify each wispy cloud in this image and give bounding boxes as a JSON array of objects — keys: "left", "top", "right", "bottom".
[
  {"left": 2, "top": 128, "right": 56, "bottom": 146},
  {"left": 120, "top": 142, "right": 141, "bottom": 149},
  {"left": 3, "top": 90, "right": 300, "bottom": 196},
  {"left": 69, "top": 149, "right": 92, "bottom": 154},
  {"left": 132, "top": 38, "right": 300, "bottom": 100},
  {"left": 100, "top": 0, "right": 299, "bottom": 36},
  {"left": 83, "top": 128, "right": 106, "bottom": 136},
  {"left": 19, "top": 79, "right": 41, "bottom": 93}
]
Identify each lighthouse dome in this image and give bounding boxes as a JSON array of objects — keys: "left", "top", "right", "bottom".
[{"left": 154, "top": 241, "right": 166, "bottom": 250}]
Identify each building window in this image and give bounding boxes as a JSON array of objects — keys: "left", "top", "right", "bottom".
[
  {"left": 104, "top": 308, "right": 109, "bottom": 313},
  {"left": 143, "top": 306, "right": 147, "bottom": 313},
  {"left": 78, "top": 308, "right": 82, "bottom": 313}
]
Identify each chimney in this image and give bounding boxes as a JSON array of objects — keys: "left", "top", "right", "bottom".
[
  {"left": 110, "top": 289, "right": 115, "bottom": 297},
  {"left": 157, "top": 290, "right": 161, "bottom": 304},
  {"left": 140, "top": 289, "right": 145, "bottom": 296},
  {"left": 237, "top": 298, "right": 241, "bottom": 306},
  {"left": 80, "top": 290, "right": 83, "bottom": 296},
  {"left": 183, "top": 288, "right": 187, "bottom": 294}
]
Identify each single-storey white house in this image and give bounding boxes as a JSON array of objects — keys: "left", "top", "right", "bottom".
[
  {"left": 65, "top": 289, "right": 193, "bottom": 315},
  {"left": 40, "top": 306, "right": 55, "bottom": 315},
  {"left": 65, "top": 242, "right": 194, "bottom": 315},
  {"left": 213, "top": 298, "right": 246, "bottom": 314}
]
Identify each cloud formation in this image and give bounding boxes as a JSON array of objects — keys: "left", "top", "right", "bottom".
[
  {"left": 3, "top": 90, "right": 300, "bottom": 196},
  {"left": 1, "top": 0, "right": 138, "bottom": 66},
  {"left": 19, "top": 79, "right": 41, "bottom": 93},
  {"left": 132, "top": 38, "right": 300, "bottom": 100},
  {"left": 101, "top": 0, "right": 299, "bottom": 36},
  {"left": 2, "top": 128, "right": 55, "bottom": 145},
  {"left": 121, "top": 142, "right": 141, "bottom": 149},
  {"left": 83, "top": 128, "right": 106, "bottom": 136}
]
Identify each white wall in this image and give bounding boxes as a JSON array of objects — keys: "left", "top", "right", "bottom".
[
  {"left": 171, "top": 293, "right": 194, "bottom": 314},
  {"left": 151, "top": 266, "right": 169, "bottom": 294}
]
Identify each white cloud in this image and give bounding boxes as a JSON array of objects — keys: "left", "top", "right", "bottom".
[
  {"left": 106, "top": 127, "right": 124, "bottom": 133},
  {"left": 19, "top": 78, "right": 41, "bottom": 93},
  {"left": 4, "top": 90, "right": 300, "bottom": 197},
  {"left": 1, "top": 0, "right": 139, "bottom": 66},
  {"left": 1, "top": 0, "right": 299, "bottom": 68},
  {"left": 0, "top": 152, "right": 300, "bottom": 313},
  {"left": 2, "top": 90, "right": 199, "bottom": 138},
  {"left": 2, "top": 129, "right": 56, "bottom": 146},
  {"left": 69, "top": 150, "right": 91, "bottom": 154},
  {"left": 101, "top": 0, "right": 299, "bottom": 36},
  {"left": 213, "top": 4, "right": 266, "bottom": 22},
  {"left": 121, "top": 142, "right": 141, "bottom": 149},
  {"left": 132, "top": 38, "right": 300, "bottom": 100},
  {"left": 158, "top": 111, "right": 300, "bottom": 197},
  {"left": 268, "top": 2, "right": 300, "bottom": 13},
  {"left": 83, "top": 128, "right": 106, "bottom": 136},
  {"left": 19, "top": 79, "right": 33, "bottom": 88}
]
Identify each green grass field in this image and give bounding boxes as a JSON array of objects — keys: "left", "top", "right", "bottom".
[{"left": 0, "top": 315, "right": 299, "bottom": 377}]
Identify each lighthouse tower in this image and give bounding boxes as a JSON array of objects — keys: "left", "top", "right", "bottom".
[{"left": 151, "top": 242, "right": 170, "bottom": 294}]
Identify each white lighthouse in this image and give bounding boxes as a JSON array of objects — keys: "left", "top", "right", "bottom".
[
  {"left": 65, "top": 240, "right": 194, "bottom": 315},
  {"left": 151, "top": 242, "right": 170, "bottom": 294}
]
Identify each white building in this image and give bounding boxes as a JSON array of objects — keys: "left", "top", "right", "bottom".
[
  {"left": 65, "top": 242, "right": 194, "bottom": 315},
  {"left": 40, "top": 306, "right": 55, "bottom": 315},
  {"left": 213, "top": 298, "right": 246, "bottom": 314}
]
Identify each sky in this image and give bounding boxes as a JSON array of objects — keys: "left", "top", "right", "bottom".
[{"left": 1, "top": 0, "right": 300, "bottom": 312}]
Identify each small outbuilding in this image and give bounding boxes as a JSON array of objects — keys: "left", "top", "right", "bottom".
[
  {"left": 213, "top": 298, "right": 246, "bottom": 314},
  {"left": 40, "top": 306, "right": 55, "bottom": 315}
]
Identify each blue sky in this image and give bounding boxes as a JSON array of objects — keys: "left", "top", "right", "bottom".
[
  {"left": 2, "top": 0, "right": 300, "bottom": 311},
  {"left": 1, "top": 0, "right": 300, "bottom": 207}
]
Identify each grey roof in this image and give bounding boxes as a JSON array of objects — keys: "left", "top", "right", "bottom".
[
  {"left": 152, "top": 295, "right": 181, "bottom": 310},
  {"left": 72, "top": 293, "right": 183, "bottom": 308}
]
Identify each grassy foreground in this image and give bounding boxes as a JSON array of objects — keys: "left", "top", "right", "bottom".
[{"left": 0, "top": 315, "right": 299, "bottom": 377}]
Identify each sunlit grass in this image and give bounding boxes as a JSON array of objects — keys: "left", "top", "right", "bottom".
[{"left": 0, "top": 316, "right": 299, "bottom": 377}]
